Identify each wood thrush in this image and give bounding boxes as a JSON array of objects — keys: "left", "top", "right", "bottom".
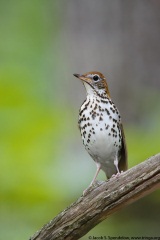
[{"left": 74, "top": 71, "right": 127, "bottom": 193}]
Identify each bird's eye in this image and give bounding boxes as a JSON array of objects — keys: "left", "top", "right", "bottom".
[{"left": 93, "top": 75, "right": 99, "bottom": 81}]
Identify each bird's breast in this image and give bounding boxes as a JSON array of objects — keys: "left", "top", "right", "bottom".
[{"left": 78, "top": 96, "right": 122, "bottom": 161}]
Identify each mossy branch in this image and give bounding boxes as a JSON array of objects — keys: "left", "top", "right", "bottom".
[{"left": 30, "top": 153, "right": 160, "bottom": 240}]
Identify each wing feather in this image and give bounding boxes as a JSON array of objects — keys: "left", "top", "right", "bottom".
[{"left": 118, "top": 123, "right": 128, "bottom": 171}]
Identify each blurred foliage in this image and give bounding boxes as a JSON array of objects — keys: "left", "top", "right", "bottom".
[{"left": 0, "top": 1, "right": 159, "bottom": 240}]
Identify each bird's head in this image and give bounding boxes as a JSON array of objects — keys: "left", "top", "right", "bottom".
[{"left": 73, "top": 71, "right": 110, "bottom": 98}]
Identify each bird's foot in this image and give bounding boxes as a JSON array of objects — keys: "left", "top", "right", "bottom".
[
  {"left": 111, "top": 170, "right": 124, "bottom": 179},
  {"left": 83, "top": 184, "right": 95, "bottom": 196},
  {"left": 83, "top": 187, "right": 90, "bottom": 196},
  {"left": 111, "top": 171, "right": 122, "bottom": 178},
  {"left": 82, "top": 180, "right": 104, "bottom": 196}
]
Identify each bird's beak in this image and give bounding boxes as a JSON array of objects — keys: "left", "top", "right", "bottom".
[
  {"left": 73, "top": 73, "right": 85, "bottom": 80},
  {"left": 73, "top": 73, "right": 92, "bottom": 85},
  {"left": 73, "top": 73, "right": 81, "bottom": 78}
]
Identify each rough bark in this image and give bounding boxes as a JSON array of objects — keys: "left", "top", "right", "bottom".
[{"left": 30, "top": 153, "right": 160, "bottom": 240}]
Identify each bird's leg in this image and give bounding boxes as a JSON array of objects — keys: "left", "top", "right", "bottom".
[
  {"left": 83, "top": 162, "right": 101, "bottom": 196},
  {"left": 111, "top": 153, "right": 121, "bottom": 178},
  {"left": 89, "top": 162, "right": 101, "bottom": 187},
  {"left": 114, "top": 154, "right": 120, "bottom": 174}
]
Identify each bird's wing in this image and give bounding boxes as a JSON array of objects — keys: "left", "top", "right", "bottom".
[{"left": 118, "top": 123, "right": 128, "bottom": 171}]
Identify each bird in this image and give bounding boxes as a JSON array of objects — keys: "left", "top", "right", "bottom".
[{"left": 73, "top": 71, "right": 127, "bottom": 193}]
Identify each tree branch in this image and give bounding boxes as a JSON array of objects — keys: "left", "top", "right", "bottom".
[{"left": 30, "top": 153, "right": 160, "bottom": 240}]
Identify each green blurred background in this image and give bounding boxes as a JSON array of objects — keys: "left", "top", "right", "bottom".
[{"left": 0, "top": 1, "right": 160, "bottom": 239}]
